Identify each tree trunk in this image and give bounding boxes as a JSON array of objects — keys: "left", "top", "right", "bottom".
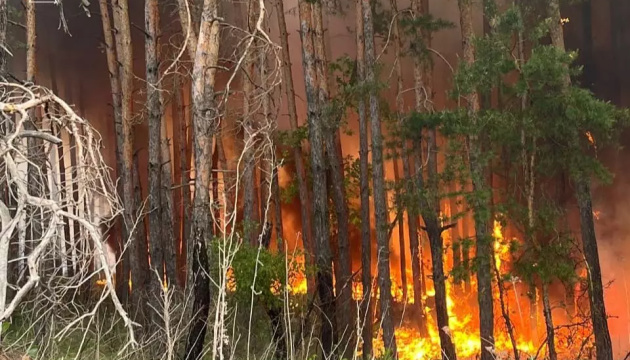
[
  {"left": 547, "top": 2, "right": 613, "bottom": 358},
  {"left": 0, "top": 0, "right": 7, "bottom": 75},
  {"left": 242, "top": 0, "right": 261, "bottom": 245},
  {"left": 146, "top": 0, "right": 166, "bottom": 294},
  {"left": 576, "top": 179, "right": 613, "bottom": 359},
  {"left": 542, "top": 283, "right": 557, "bottom": 360},
  {"left": 355, "top": 1, "right": 373, "bottom": 357},
  {"left": 312, "top": 2, "right": 353, "bottom": 351},
  {"left": 273, "top": 0, "right": 313, "bottom": 288},
  {"left": 362, "top": 0, "right": 396, "bottom": 354},
  {"left": 184, "top": 0, "right": 222, "bottom": 357},
  {"left": 457, "top": 1, "right": 495, "bottom": 357},
  {"left": 133, "top": 152, "right": 150, "bottom": 317},
  {"left": 413, "top": 145, "right": 457, "bottom": 360},
  {"left": 160, "top": 108, "right": 178, "bottom": 289},
  {"left": 493, "top": 252, "right": 519, "bottom": 360},
  {"left": 98, "top": 0, "right": 128, "bottom": 298},
  {"left": 392, "top": 158, "right": 406, "bottom": 303},
  {"left": 112, "top": 0, "right": 135, "bottom": 305},
  {"left": 297, "top": 0, "right": 336, "bottom": 356},
  {"left": 174, "top": 74, "right": 190, "bottom": 284}
]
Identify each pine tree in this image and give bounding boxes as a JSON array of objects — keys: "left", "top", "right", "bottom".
[
  {"left": 456, "top": 0, "right": 495, "bottom": 358},
  {"left": 181, "top": 0, "right": 222, "bottom": 357},
  {"left": 362, "top": 0, "right": 397, "bottom": 355}
]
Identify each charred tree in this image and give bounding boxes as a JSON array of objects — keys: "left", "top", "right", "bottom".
[
  {"left": 362, "top": 0, "right": 396, "bottom": 354},
  {"left": 297, "top": 0, "right": 336, "bottom": 356},
  {"left": 457, "top": 0, "right": 495, "bottom": 358},
  {"left": 182, "top": 0, "right": 222, "bottom": 357},
  {"left": 355, "top": 0, "right": 373, "bottom": 356},
  {"left": 547, "top": 2, "right": 613, "bottom": 359}
]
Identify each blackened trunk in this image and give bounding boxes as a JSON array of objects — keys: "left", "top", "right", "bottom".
[
  {"left": 426, "top": 223, "right": 457, "bottom": 360},
  {"left": 542, "top": 283, "right": 557, "bottom": 360},
  {"left": 576, "top": 179, "right": 613, "bottom": 360}
]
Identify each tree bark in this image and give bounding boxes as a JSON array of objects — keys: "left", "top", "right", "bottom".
[
  {"left": 547, "top": 2, "right": 613, "bottom": 358},
  {"left": 362, "top": 0, "right": 397, "bottom": 354},
  {"left": 312, "top": 2, "right": 353, "bottom": 351},
  {"left": 355, "top": 1, "right": 373, "bottom": 357},
  {"left": 297, "top": 0, "right": 336, "bottom": 356},
  {"left": 413, "top": 146, "right": 457, "bottom": 360},
  {"left": 273, "top": 0, "right": 313, "bottom": 286},
  {"left": 575, "top": 179, "right": 613, "bottom": 359},
  {"left": 146, "top": 0, "right": 166, "bottom": 294},
  {"left": 542, "top": 283, "right": 557, "bottom": 360},
  {"left": 160, "top": 107, "right": 178, "bottom": 289},
  {"left": 183, "top": 0, "right": 222, "bottom": 357},
  {"left": 174, "top": 74, "right": 190, "bottom": 284},
  {"left": 457, "top": 1, "right": 495, "bottom": 358},
  {"left": 133, "top": 152, "right": 150, "bottom": 317},
  {"left": 0, "top": 0, "right": 7, "bottom": 75},
  {"left": 392, "top": 158, "right": 406, "bottom": 303},
  {"left": 242, "top": 0, "right": 260, "bottom": 245},
  {"left": 112, "top": 0, "right": 135, "bottom": 304}
]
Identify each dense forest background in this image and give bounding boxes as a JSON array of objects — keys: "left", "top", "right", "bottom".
[{"left": 1, "top": 0, "right": 630, "bottom": 359}]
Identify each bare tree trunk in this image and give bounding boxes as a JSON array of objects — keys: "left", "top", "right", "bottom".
[
  {"left": 273, "top": 0, "right": 313, "bottom": 287},
  {"left": 355, "top": 1, "right": 373, "bottom": 357},
  {"left": 297, "top": 0, "right": 336, "bottom": 355},
  {"left": 184, "top": 0, "right": 221, "bottom": 357},
  {"left": 547, "top": 2, "right": 613, "bottom": 358},
  {"left": 541, "top": 283, "right": 557, "bottom": 360},
  {"left": 362, "top": 0, "right": 396, "bottom": 354},
  {"left": 242, "top": 0, "right": 260, "bottom": 245},
  {"left": 0, "top": 0, "right": 7, "bottom": 75},
  {"left": 312, "top": 2, "right": 353, "bottom": 351},
  {"left": 160, "top": 109, "right": 178, "bottom": 289},
  {"left": 174, "top": 74, "right": 190, "bottom": 283},
  {"left": 146, "top": 0, "right": 166, "bottom": 293},
  {"left": 133, "top": 152, "right": 150, "bottom": 317},
  {"left": 392, "top": 158, "right": 406, "bottom": 303},
  {"left": 99, "top": 0, "right": 128, "bottom": 296},
  {"left": 457, "top": 1, "right": 495, "bottom": 357},
  {"left": 112, "top": 0, "right": 135, "bottom": 305},
  {"left": 493, "top": 252, "right": 519, "bottom": 360}
]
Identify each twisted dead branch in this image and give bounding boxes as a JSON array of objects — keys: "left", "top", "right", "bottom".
[{"left": 0, "top": 82, "right": 137, "bottom": 349}]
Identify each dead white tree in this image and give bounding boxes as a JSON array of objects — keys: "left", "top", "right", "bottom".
[{"left": 0, "top": 82, "right": 137, "bottom": 349}]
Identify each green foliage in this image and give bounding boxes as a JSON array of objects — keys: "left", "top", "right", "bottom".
[{"left": 214, "top": 241, "right": 303, "bottom": 309}]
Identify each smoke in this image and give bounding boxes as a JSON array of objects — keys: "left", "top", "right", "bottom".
[{"left": 13, "top": 0, "right": 630, "bottom": 355}]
